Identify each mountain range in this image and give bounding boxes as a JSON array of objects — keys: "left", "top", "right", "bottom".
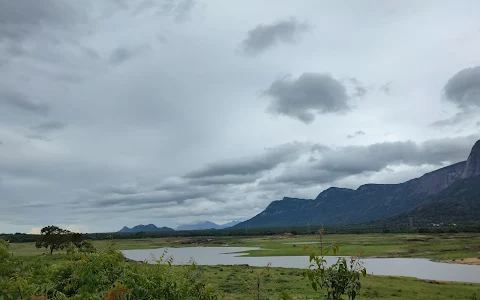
[
  {"left": 233, "top": 139, "right": 480, "bottom": 229},
  {"left": 118, "top": 224, "right": 175, "bottom": 233},
  {"left": 118, "top": 220, "right": 242, "bottom": 233},
  {"left": 176, "top": 220, "right": 242, "bottom": 231}
]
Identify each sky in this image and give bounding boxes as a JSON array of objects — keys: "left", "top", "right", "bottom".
[{"left": 1, "top": 0, "right": 480, "bottom": 234}]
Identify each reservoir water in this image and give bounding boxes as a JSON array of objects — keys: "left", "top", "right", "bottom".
[{"left": 121, "top": 246, "right": 480, "bottom": 283}]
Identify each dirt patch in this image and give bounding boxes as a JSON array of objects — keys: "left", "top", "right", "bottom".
[
  {"left": 406, "top": 238, "right": 430, "bottom": 242},
  {"left": 387, "top": 250, "right": 408, "bottom": 255},
  {"left": 441, "top": 258, "right": 480, "bottom": 265}
]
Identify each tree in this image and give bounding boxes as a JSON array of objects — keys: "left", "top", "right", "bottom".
[{"left": 35, "top": 225, "right": 72, "bottom": 254}]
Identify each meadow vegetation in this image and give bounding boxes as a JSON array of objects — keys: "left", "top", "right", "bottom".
[{"left": 2, "top": 229, "right": 480, "bottom": 299}]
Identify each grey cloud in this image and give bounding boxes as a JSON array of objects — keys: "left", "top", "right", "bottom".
[
  {"left": 242, "top": 17, "right": 310, "bottom": 55},
  {"left": 353, "top": 86, "right": 367, "bottom": 98},
  {"left": 110, "top": 48, "right": 134, "bottom": 65},
  {"left": 431, "top": 66, "right": 480, "bottom": 127},
  {"left": 265, "top": 135, "right": 478, "bottom": 186},
  {"left": 347, "top": 130, "right": 366, "bottom": 139},
  {"left": 0, "top": 0, "right": 79, "bottom": 42},
  {"left": 0, "top": 0, "right": 86, "bottom": 67},
  {"left": 31, "top": 121, "right": 67, "bottom": 132},
  {"left": 157, "top": 0, "right": 198, "bottom": 22},
  {"left": 27, "top": 121, "right": 67, "bottom": 141},
  {"left": 189, "top": 174, "right": 259, "bottom": 186},
  {"left": 185, "top": 142, "right": 309, "bottom": 178},
  {"left": 93, "top": 185, "right": 139, "bottom": 195},
  {"left": 444, "top": 66, "right": 480, "bottom": 108},
  {"left": 110, "top": 44, "right": 151, "bottom": 65},
  {"left": 380, "top": 82, "right": 392, "bottom": 95},
  {"left": 477, "top": 121, "right": 480, "bottom": 126},
  {"left": 0, "top": 88, "right": 49, "bottom": 115},
  {"left": 347, "top": 77, "right": 368, "bottom": 98},
  {"left": 430, "top": 110, "right": 475, "bottom": 127},
  {"left": 92, "top": 188, "right": 214, "bottom": 208},
  {"left": 263, "top": 73, "right": 351, "bottom": 124}
]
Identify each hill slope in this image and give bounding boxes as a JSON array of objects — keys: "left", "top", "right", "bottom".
[{"left": 234, "top": 139, "right": 480, "bottom": 229}]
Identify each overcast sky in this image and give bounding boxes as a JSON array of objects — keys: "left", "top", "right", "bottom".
[{"left": 1, "top": 0, "right": 480, "bottom": 233}]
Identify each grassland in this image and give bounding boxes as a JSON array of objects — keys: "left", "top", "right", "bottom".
[
  {"left": 199, "top": 265, "right": 480, "bottom": 300},
  {"left": 9, "top": 233, "right": 480, "bottom": 263},
  {"left": 7, "top": 233, "right": 480, "bottom": 299}
]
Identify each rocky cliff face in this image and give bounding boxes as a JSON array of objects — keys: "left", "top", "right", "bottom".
[
  {"left": 413, "top": 161, "right": 466, "bottom": 195},
  {"left": 462, "top": 140, "right": 480, "bottom": 178}
]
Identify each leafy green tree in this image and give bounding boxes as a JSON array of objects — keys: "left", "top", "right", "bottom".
[{"left": 35, "top": 225, "right": 72, "bottom": 254}]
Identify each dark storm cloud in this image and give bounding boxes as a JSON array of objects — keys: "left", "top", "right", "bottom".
[
  {"left": 185, "top": 142, "right": 309, "bottom": 178},
  {"left": 444, "top": 66, "right": 480, "bottom": 108},
  {"left": 263, "top": 73, "right": 351, "bottom": 124},
  {"left": 241, "top": 17, "right": 310, "bottom": 55},
  {"left": 0, "top": 88, "right": 49, "bottom": 115},
  {"left": 347, "top": 130, "right": 366, "bottom": 139},
  {"left": 264, "top": 135, "right": 478, "bottom": 186}
]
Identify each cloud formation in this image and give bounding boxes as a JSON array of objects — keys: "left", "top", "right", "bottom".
[
  {"left": 263, "top": 73, "right": 351, "bottom": 124},
  {"left": 1, "top": 1, "right": 480, "bottom": 233},
  {"left": 185, "top": 142, "right": 309, "bottom": 178},
  {"left": 264, "top": 135, "right": 478, "bottom": 186},
  {"left": 444, "top": 66, "right": 480, "bottom": 108},
  {"left": 0, "top": 88, "right": 49, "bottom": 115},
  {"left": 241, "top": 17, "right": 310, "bottom": 55},
  {"left": 347, "top": 130, "right": 365, "bottom": 139},
  {"left": 431, "top": 66, "right": 480, "bottom": 127}
]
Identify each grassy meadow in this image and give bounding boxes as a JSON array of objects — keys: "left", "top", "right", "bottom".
[
  {"left": 5, "top": 233, "right": 480, "bottom": 299},
  {"left": 12, "top": 232, "right": 480, "bottom": 262}
]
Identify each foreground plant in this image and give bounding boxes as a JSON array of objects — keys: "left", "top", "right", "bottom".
[
  {"left": 304, "top": 229, "right": 366, "bottom": 300},
  {"left": 0, "top": 239, "right": 219, "bottom": 300}
]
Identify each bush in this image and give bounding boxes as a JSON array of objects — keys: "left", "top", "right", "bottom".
[
  {"left": 0, "top": 239, "right": 219, "bottom": 299},
  {"left": 304, "top": 229, "right": 366, "bottom": 300}
]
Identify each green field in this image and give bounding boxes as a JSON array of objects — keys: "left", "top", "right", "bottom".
[
  {"left": 199, "top": 265, "right": 480, "bottom": 300},
  {"left": 6, "top": 233, "right": 480, "bottom": 299},
  {"left": 13, "top": 232, "right": 479, "bottom": 262}
]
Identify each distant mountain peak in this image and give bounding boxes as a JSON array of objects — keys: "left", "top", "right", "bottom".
[
  {"left": 118, "top": 224, "right": 174, "bottom": 233},
  {"left": 176, "top": 220, "right": 242, "bottom": 231},
  {"left": 462, "top": 139, "right": 480, "bottom": 178}
]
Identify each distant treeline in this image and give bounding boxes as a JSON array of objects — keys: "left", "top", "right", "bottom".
[{"left": 3, "top": 222, "right": 480, "bottom": 243}]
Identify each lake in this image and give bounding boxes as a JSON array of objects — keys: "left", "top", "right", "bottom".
[{"left": 121, "top": 246, "right": 480, "bottom": 283}]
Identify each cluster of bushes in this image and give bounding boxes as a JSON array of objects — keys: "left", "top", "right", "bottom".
[
  {"left": 0, "top": 239, "right": 219, "bottom": 299},
  {"left": 0, "top": 227, "right": 367, "bottom": 300}
]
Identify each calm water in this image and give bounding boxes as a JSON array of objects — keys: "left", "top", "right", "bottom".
[{"left": 121, "top": 247, "right": 480, "bottom": 283}]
